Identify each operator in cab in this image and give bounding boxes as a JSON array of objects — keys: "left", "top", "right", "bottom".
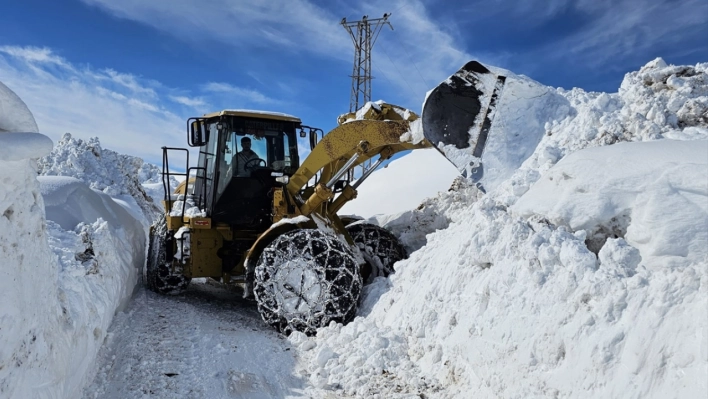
[{"left": 236, "top": 136, "right": 259, "bottom": 177}]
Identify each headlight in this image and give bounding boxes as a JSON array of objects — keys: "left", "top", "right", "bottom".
[{"left": 275, "top": 176, "right": 289, "bottom": 184}]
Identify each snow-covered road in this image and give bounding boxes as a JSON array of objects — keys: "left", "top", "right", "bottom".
[{"left": 82, "top": 282, "right": 305, "bottom": 399}]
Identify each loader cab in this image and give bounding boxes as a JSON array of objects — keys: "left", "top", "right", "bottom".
[{"left": 189, "top": 110, "right": 301, "bottom": 229}]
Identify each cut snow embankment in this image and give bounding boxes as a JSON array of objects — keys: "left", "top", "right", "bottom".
[
  {"left": 293, "top": 58, "right": 708, "bottom": 399},
  {"left": 0, "top": 143, "right": 148, "bottom": 399},
  {"left": 1, "top": 81, "right": 153, "bottom": 398}
]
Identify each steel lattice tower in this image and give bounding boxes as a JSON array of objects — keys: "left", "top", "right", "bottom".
[{"left": 341, "top": 14, "right": 392, "bottom": 112}]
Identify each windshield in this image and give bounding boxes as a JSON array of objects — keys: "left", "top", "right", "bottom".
[
  {"left": 220, "top": 129, "right": 291, "bottom": 172},
  {"left": 216, "top": 119, "right": 295, "bottom": 196}
]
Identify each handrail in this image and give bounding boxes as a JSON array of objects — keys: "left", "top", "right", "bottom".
[{"left": 161, "top": 147, "right": 190, "bottom": 213}]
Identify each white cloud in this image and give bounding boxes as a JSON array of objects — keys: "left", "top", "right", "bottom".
[
  {"left": 79, "top": 0, "right": 350, "bottom": 59},
  {"left": 203, "top": 82, "right": 280, "bottom": 105},
  {"left": 78, "top": 0, "right": 477, "bottom": 110},
  {"left": 0, "top": 46, "right": 187, "bottom": 165},
  {"left": 456, "top": 0, "right": 707, "bottom": 69},
  {"left": 559, "top": 0, "right": 708, "bottom": 65},
  {"left": 169, "top": 95, "right": 207, "bottom": 108},
  {"left": 102, "top": 69, "right": 158, "bottom": 97},
  {"left": 0, "top": 46, "right": 68, "bottom": 67},
  {"left": 0, "top": 46, "right": 321, "bottom": 168}
]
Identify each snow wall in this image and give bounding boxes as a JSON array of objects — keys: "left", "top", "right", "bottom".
[
  {"left": 0, "top": 82, "right": 149, "bottom": 398},
  {"left": 292, "top": 58, "right": 708, "bottom": 399}
]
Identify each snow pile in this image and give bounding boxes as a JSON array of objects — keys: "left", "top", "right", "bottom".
[
  {"left": 339, "top": 100, "right": 414, "bottom": 124},
  {"left": 511, "top": 58, "right": 708, "bottom": 185},
  {"left": 0, "top": 81, "right": 148, "bottom": 398},
  {"left": 37, "top": 133, "right": 165, "bottom": 225},
  {"left": 170, "top": 194, "right": 207, "bottom": 218},
  {"left": 514, "top": 140, "right": 707, "bottom": 267},
  {"left": 294, "top": 58, "right": 708, "bottom": 398}
]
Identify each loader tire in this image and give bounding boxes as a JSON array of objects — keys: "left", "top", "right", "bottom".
[
  {"left": 254, "top": 229, "right": 362, "bottom": 336},
  {"left": 346, "top": 222, "right": 407, "bottom": 282},
  {"left": 146, "top": 217, "right": 191, "bottom": 295}
]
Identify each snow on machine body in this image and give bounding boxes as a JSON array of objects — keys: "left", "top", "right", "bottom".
[{"left": 148, "top": 61, "right": 527, "bottom": 335}]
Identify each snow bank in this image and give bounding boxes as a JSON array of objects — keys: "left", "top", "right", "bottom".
[
  {"left": 0, "top": 135, "right": 60, "bottom": 399},
  {"left": 294, "top": 58, "right": 708, "bottom": 398},
  {"left": 38, "top": 133, "right": 165, "bottom": 225},
  {"left": 40, "top": 176, "right": 143, "bottom": 232},
  {"left": 0, "top": 166, "right": 146, "bottom": 399},
  {"left": 0, "top": 81, "right": 151, "bottom": 398}
]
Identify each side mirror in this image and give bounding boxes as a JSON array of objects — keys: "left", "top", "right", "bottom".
[
  {"left": 188, "top": 118, "right": 209, "bottom": 147},
  {"left": 300, "top": 125, "right": 324, "bottom": 150}
]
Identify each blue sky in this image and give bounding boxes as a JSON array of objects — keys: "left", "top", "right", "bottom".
[{"left": 0, "top": 0, "right": 706, "bottom": 166}]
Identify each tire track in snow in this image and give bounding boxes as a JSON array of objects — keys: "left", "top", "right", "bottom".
[{"left": 83, "top": 282, "right": 306, "bottom": 398}]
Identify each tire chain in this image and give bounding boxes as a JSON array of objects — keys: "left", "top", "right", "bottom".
[
  {"left": 146, "top": 217, "right": 191, "bottom": 295},
  {"left": 346, "top": 223, "right": 407, "bottom": 280},
  {"left": 254, "top": 229, "right": 362, "bottom": 335}
]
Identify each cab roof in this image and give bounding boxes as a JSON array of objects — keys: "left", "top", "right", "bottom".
[{"left": 202, "top": 109, "right": 301, "bottom": 123}]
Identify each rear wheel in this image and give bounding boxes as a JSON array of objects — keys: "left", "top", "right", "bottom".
[
  {"left": 254, "top": 229, "right": 362, "bottom": 336},
  {"left": 346, "top": 222, "right": 407, "bottom": 282},
  {"left": 146, "top": 217, "right": 191, "bottom": 295}
]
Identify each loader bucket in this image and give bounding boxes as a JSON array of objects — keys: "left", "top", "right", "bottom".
[
  {"left": 424, "top": 60, "right": 565, "bottom": 192},
  {"left": 421, "top": 61, "right": 506, "bottom": 185}
]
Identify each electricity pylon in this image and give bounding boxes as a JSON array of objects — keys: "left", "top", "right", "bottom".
[{"left": 341, "top": 14, "right": 393, "bottom": 113}]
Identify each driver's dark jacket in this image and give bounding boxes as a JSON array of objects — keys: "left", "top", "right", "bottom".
[{"left": 236, "top": 149, "right": 259, "bottom": 176}]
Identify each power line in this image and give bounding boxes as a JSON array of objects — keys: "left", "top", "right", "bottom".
[
  {"left": 391, "top": 30, "right": 430, "bottom": 89},
  {"left": 377, "top": 42, "right": 419, "bottom": 103}
]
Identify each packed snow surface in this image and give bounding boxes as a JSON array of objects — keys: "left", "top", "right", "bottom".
[
  {"left": 291, "top": 58, "right": 708, "bottom": 398},
  {"left": 514, "top": 139, "right": 708, "bottom": 268},
  {"left": 83, "top": 284, "right": 304, "bottom": 399}
]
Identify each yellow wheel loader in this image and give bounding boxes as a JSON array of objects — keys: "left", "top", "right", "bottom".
[{"left": 147, "top": 61, "right": 511, "bottom": 335}]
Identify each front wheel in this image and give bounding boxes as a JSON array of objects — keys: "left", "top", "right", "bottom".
[
  {"left": 146, "top": 217, "right": 191, "bottom": 295},
  {"left": 254, "top": 229, "right": 362, "bottom": 335}
]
